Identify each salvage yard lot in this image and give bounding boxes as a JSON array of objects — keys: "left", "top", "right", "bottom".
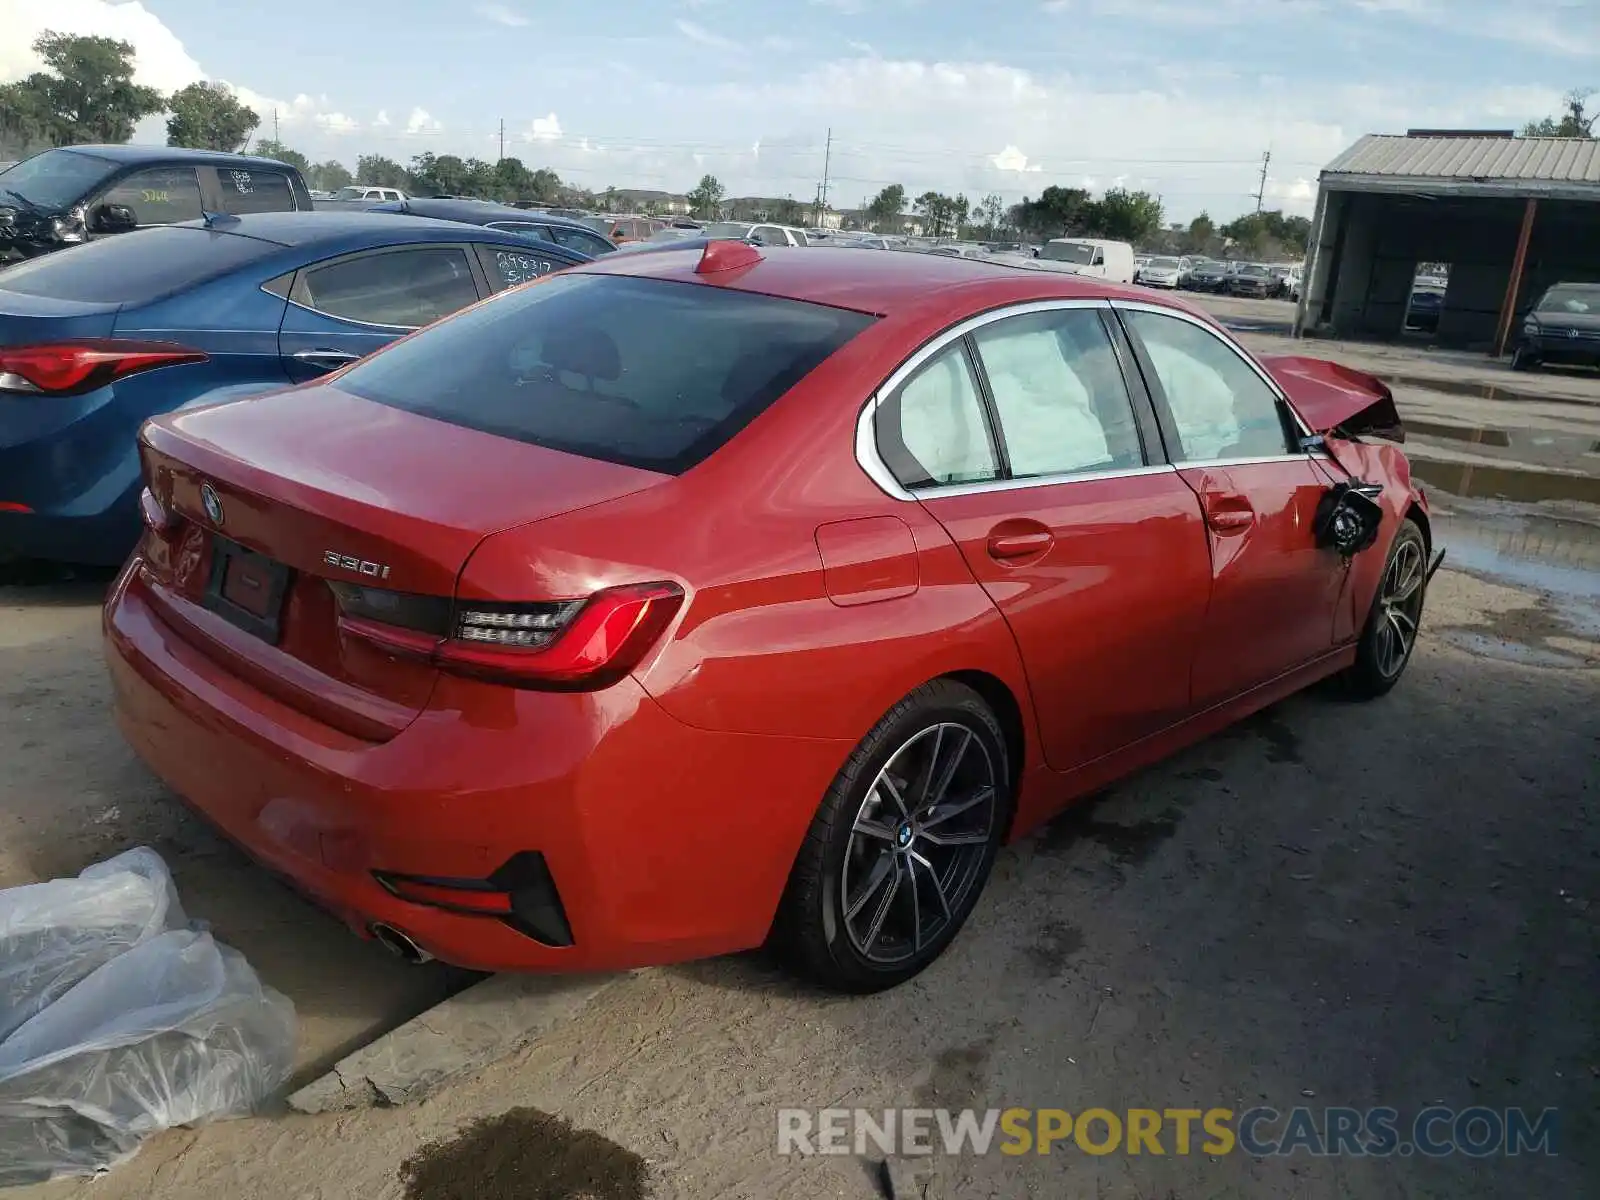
[{"left": 3, "top": 334, "right": 1599, "bottom": 1200}]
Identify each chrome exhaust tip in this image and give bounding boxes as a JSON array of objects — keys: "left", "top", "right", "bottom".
[{"left": 370, "top": 922, "right": 433, "bottom": 965}]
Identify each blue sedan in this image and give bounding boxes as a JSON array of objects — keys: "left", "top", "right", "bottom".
[{"left": 0, "top": 211, "right": 590, "bottom": 565}]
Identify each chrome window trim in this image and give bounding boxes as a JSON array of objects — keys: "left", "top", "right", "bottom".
[
  {"left": 855, "top": 297, "right": 1118, "bottom": 501},
  {"left": 912, "top": 462, "right": 1179, "bottom": 499},
  {"left": 1107, "top": 298, "right": 1314, "bottom": 439}
]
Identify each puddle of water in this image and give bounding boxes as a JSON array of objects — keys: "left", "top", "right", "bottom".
[
  {"left": 1406, "top": 419, "right": 1513, "bottom": 447},
  {"left": 1432, "top": 509, "right": 1600, "bottom": 638},
  {"left": 1381, "top": 372, "right": 1600, "bottom": 404},
  {"left": 1412, "top": 458, "right": 1600, "bottom": 506},
  {"left": 1435, "top": 629, "right": 1590, "bottom": 668}
]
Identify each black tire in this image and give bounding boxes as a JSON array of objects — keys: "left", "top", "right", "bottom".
[
  {"left": 1339, "top": 519, "right": 1428, "bottom": 700},
  {"left": 772, "top": 679, "right": 1012, "bottom": 993}
]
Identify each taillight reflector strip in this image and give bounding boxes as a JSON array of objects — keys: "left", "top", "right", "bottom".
[
  {"left": 334, "top": 580, "right": 685, "bottom": 690},
  {"left": 0, "top": 340, "right": 207, "bottom": 397}
]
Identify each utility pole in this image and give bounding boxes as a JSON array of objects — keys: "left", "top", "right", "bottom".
[
  {"left": 1255, "top": 149, "right": 1271, "bottom": 213},
  {"left": 817, "top": 127, "right": 833, "bottom": 225},
  {"left": 498, "top": 118, "right": 505, "bottom": 164},
  {"left": 273, "top": 108, "right": 279, "bottom": 143}
]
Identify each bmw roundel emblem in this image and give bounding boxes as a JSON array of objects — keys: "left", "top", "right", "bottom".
[{"left": 200, "top": 483, "right": 224, "bottom": 526}]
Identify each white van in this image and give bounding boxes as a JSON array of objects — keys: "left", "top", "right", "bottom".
[{"left": 1035, "top": 237, "right": 1136, "bottom": 284}]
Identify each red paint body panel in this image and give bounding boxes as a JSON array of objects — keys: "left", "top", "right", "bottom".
[
  {"left": 815, "top": 517, "right": 919, "bottom": 607},
  {"left": 104, "top": 251, "right": 1425, "bottom": 974},
  {"left": 919, "top": 472, "right": 1213, "bottom": 771},
  {"left": 1180, "top": 459, "right": 1349, "bottom": 707},
  {"left": 1259, "top": 354, "right": 1404, "bottom": 438}
]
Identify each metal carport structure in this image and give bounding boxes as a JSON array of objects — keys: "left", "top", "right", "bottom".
[{"left": 1295, "top": 133, "right": 1600, "bottom": 355}]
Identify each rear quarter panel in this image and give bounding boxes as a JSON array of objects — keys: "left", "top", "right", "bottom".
[{"left": 459, "top": 310, "right": 1041, "bottom": 759}]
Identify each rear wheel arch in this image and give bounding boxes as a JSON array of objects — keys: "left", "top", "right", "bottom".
[{"left": 944, "top": 668, "right": 1027, "bottom": 821}]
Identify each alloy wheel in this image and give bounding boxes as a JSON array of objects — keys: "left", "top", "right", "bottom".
[
  {"left": 1374, "top": 537, "right": 1425, "bottom": 678},
  {"left": 840, "top": 722, "right": 998, "bottom": 966}
]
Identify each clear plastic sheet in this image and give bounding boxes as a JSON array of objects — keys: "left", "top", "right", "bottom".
[{"left": 0, "top": 850, "right": 296, "bottom": 1186}]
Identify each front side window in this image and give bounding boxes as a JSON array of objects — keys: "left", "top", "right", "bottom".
[
  {"left": 971, "top": 309, "right": 1144, "bottom": 479},
  {"left": 1120, "top": 309, "right": 1292, "bottom": 462},
  {"left": 100, "top": 167, "right": 203, "bottom": 226},
  {"left": 216, "top": 168, "right": 295, "bottom": 214},
  {"left": 295, "top": 247, "right": 480, "bottom": 328},
  {"left": 876, "top": 343, "right": 998, "bottom": 489}
]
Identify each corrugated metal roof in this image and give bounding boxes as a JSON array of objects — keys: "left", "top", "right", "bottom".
[{"left": 1325, "top": 135, "right": 1600, "bottom": 185}]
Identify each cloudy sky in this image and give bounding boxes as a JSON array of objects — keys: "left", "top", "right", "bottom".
[{"left": 1, "top": 0, "right": 1592, "bottom": 220}]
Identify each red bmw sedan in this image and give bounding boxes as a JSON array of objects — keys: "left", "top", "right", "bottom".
[{"left": 105, "top": 241, "right": 1438, "bottom": 992}]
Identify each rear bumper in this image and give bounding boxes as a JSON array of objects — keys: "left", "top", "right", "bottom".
[
  {"left": 0, "top": 485, "right": 142, "bottom": 566},
  {"left": 104, "top": 559, "right": 850, "bottom": 973}
]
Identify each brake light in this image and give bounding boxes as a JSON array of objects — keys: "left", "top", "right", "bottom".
[
  {"left": 333, "top": 580, "right": 685, "bottom": 690},
  {"left": 0, "top": 341, "right": 207, "bottom": 397}
]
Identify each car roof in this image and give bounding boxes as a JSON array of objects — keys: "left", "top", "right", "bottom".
[
  {"left": 51, "top": 144, "right": 298, "bottom": 171},
  {"left": 579, "top": 243, "right": 1166, "bottom": 318},
  {"left": 165, "top": 211, "right": 585, "bottom": 253},
  {"left": 377, "top": 198, "right": 597, "bottom": 231}
]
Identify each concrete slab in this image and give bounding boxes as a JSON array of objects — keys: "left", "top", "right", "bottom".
[{"left": 287, "top": 970, "right": 626, "bottom": 1114}]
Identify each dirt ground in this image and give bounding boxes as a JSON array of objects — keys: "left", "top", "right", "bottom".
[{"left": 2, "top": 329, "right": 1598, "bottom": 1200}]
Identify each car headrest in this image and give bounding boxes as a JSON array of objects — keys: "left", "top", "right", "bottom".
[
  {"left": 543, "top": 327, "right": 621, "bottom": 382},
  {"left": 722, "top": 346, "right": 808, "bottom": 405}
]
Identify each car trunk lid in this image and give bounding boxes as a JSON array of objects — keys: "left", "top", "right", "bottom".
[
  {"left": 1259, "top": 354, "right": 1404, "bottom": 441},
  {"left": 134, "top": 383, "right": 669, "bottom": 740}
]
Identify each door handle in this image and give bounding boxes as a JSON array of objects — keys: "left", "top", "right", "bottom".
[
  {"left": 986, "top": 530, "right": 1054, "bottom": 560},
  {"left": 290, "top": 348, "right": 361, "bottom": 370},
  {"left": 1205, "top": 506, "right": 1255, "bottom": 534}
]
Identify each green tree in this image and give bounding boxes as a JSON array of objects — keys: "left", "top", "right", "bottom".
[
  {"left": 1015, "top": 186, "right": 1090, "bottom": 239},
  {"left": 865, "top": 183, "right": 906, "bottom": 232},
  {"left": 1522, "top": 88, "right": 1596, "bottom": 137},
  {"left": 165, "top": 80, "right": 257, "bottom": 151},
  {"left": 1087, "top": 188, "right": 1164, "bottom": 243},
  {"left": 253, "top": 139, "right": 311, "bottom": 173},
  {"left": 1186, "top": 211, "right": 1216, "bottom": 253},
  {"left": 1219, "top": 209, "right": 1311, "bottom": 258},
  {"left": 973, "top": 193, "right": 1005, "bottom": 236},
  {"left": 687, "top": 173, "right": 726, "bottom": 218},
  {"left": 410, "top": 152, "right": 475, "bottom": 195},
  {"left": 772, "top": 196, "right": 806, "bottom": 225},
  {"left": 309, "top": 160, "right": 353, "bottom": 191},
  {"left": 355, "top": 153, "right": 410, "bottom": 188},
  {"left": 0, "top": 31, "right": 164, "bottom": 146}
]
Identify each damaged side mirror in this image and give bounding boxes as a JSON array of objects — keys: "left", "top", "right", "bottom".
[{"left": 1314, "top": 481, "right": 1384, "bottom": 557}]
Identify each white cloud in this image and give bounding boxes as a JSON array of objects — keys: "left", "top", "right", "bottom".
[
  {"left": 405, "top": 107, "right": 442, "bottom": 135},
  {"left": 373, "top": 109, "right": 391, "bottom": 128},
  {"left": 0, "top": 0, "right": 359, "bottom": 148},
  {"left": 522, "top": 112, "right": 562, "bottom": 142},
  {"left": 675, "top": 19, "right": 738, "bottom": 51},
  {"left": 315, "top": 111, "right": 360, "bottom": 134},
  {"left": 474, "top": 2, "right": 529, "bottom": 26},
  {"left": 990, "top": 144, "right": 1042, "bottom": 173}
]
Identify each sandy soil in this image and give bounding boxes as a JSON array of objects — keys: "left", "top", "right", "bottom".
[{"left": 2, "top": 557, "right": 1597, "bottom": 1200}]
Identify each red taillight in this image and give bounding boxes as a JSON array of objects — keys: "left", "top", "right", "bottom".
[
  {"left": 334, "top": 580, "right": 685, "bottom": 690},
  {"left": 0, "top": 340, "right": 207, "bottom": 397}
]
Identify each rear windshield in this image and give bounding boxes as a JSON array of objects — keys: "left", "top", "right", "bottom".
[
  {"left": 0, "top": 226, "right": 279, "bottom": 304},
  {"left": 335, "top": 273, "right": 876, "bottom": 473}
]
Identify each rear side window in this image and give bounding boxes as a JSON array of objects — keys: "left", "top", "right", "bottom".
[
  {"left": 479, "top": 243, "right": 565, "bottom": 290},
  {"left": 876, "top": 343, "right": 998, "bottom": 488},
  {"left": 295, "top": 247, "right": 481, "bottom": 328},
  {"left": 336, "top": 273, "right": 875, "bottom": 473},
  {"left": 970, "top": 309, "right": 1145, "bottom": 478},
  {"left": 100, "top": 167, "right": 204, "bottom": 225},
  {"left": 0, "top": 226, "right": 277, "bottom": 303},
  {"left": 216, "top": 167, "right": 295, "bottom": 214}
]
